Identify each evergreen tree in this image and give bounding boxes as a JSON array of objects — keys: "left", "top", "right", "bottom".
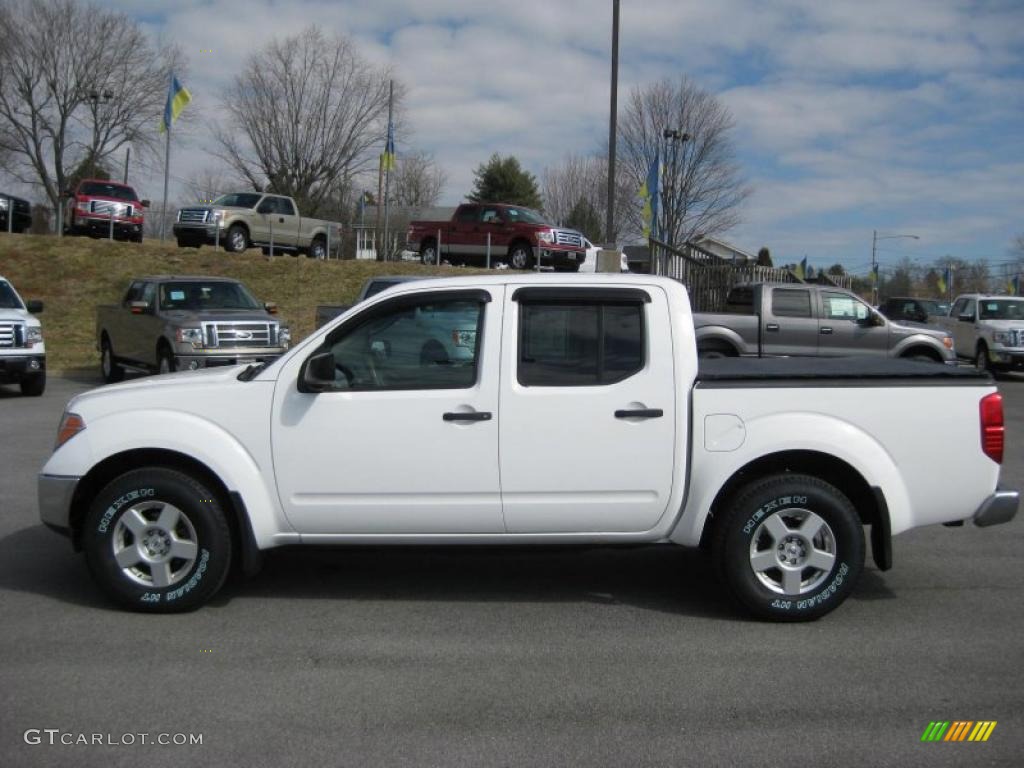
[
  {"left": 756, "top": 246, "right": 773, "bottom": 267},
  {"left": 468, "top": 154, "right": 542, "bottom": 208},
  {"left": 565, "top": 197, "right": 602, "bottom": 241}
]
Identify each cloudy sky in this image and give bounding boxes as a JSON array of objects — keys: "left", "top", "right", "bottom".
[{"left": 52, "top": 1, "right": 1024, "bottom": 274}]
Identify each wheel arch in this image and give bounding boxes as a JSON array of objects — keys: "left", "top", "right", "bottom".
[
  {"left": 696, "top": 450, "right": 893, "bottom": 571},
  {"left": 68, "top": 448, "right": 261, "bottom": 576}
]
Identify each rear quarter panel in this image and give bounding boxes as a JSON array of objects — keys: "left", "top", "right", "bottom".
[{"left": 675, "top": 383, "right": 1000, "bottom": 545}]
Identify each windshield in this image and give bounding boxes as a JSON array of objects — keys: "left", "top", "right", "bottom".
[
  {"left": 504, "top": 207, "right": 550, "bottom": 225},
  {"left": 159, "top": 281, "right": 262, "bottom": 311},
  {"left": 213, "top": 193, "right": 261, "bottom": 209},
  {"left": 80, "top": 182, "right": 138, "bottom": 201},
  {"left": 0, "top": 280, "right": 24, "bottom": 309},
  {"left": 978, "top": 299, "right": 1024, "bottom": 320}
]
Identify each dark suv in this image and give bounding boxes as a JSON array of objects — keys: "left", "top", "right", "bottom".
[
  {"left": 0, "top": 192, "right": 32, "bottom": 233},
  {"left": 878, "top": 296, "right": 950, "bottom": 323}
]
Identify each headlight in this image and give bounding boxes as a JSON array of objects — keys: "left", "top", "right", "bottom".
[
  {"left": 25, "top": 326, "right": 43, "bottom": 347},
  {"left": 176, "top": 210, "right": 182, "bottom": 222},
  {"left": 278, "top": 327, "right": 291, "bottom": 348},
  {"left": 993, "top": 331, "right": 1011, "bottom": 344},
  {"left": 175, "top": 327, "right": 203, "bottom": 347},
  {"left": 55, "top": 412, "right": 85, "bottom": 450},
  {"left": 212, "top": 210, "right": 225, "bottom": 227},
  {"left": 0, "top": 198, "right": 8, "bottom": 210},
  {"left": 537, "top": 230, "right": 555, "bottom": 244},
  {"left": 76, "top": 201, "right": 89, "bottom": 212}
]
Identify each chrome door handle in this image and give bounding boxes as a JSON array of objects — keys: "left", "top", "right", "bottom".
[
  {"left": 615, "top": 409, "right": 663, "bottom": 419},
  {"left": 766, "top": 323, "right": 780, "bottom": 332}
]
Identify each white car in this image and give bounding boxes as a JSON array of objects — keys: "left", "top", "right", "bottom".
[
  {"left": 0, "top": 275, "right": 46, "bottom": 396},
  {"left": 578, "top": 238, "right": 628, "bottom": 273}
]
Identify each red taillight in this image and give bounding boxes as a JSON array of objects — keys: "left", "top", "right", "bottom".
[{"left": 980, "top": 393, "right": 1004, "bottom": 464}]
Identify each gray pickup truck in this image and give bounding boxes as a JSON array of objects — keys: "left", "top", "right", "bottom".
[
  {"left": 695, "top": 283, "right": 956, "bottom": 362},
  {"left": 96, "top": 276, "right": 291, "bottom": 381}
]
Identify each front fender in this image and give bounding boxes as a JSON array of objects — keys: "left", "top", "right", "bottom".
[
  {"left": 671, "top": 411, "right": 912, "bottom": 546},
  {"left": 694, "top": 326, "right": 748, "bottom": 355},
  {"left": 890, "top": 333, "right": 951, "bottom": 360},
  {"left": 41, "top": 409, "right": 295, "bottom": 550}
]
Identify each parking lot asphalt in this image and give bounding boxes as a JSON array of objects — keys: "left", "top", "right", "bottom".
[{"left": 1, "top": 373, "right": 1022, "bottom": 767}]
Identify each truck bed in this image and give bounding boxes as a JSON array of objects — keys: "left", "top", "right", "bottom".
[{"left": 696, "top": 356, "right": 987, "bottom": 384}]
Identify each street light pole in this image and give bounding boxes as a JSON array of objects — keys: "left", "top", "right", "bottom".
[{"left": 604, "top": 0, "right": 619, "bottom": 248}]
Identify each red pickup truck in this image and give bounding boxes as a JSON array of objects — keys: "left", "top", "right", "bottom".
[
  {"left": 406, "top": 203, "right": 586, "bottom": 271},
  {"left": 63, "top": 179, "right": 149, "bottom": 242}
]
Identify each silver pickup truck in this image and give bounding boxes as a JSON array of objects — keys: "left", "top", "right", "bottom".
[
  {"left": 173, "top": 192, "right": 341, "bottom": 258},
  {"left": 96, "top": 276, "right": 291, "bottom": 381},
  {"left": 937, "top": 294, "right": 1024, "bottom": 374},
  {"left": 695, "top": 283, "right": 956, "bottom": 362}
]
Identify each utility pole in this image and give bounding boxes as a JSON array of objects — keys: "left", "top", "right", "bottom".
[
  {"left": 871, "top": 229, "right": 878, "bottom": 306},
  {"left": 604, "top": 0, "right": 619, "bottom": 247}
]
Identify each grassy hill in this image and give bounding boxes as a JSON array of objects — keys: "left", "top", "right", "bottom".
[{"left": 0, "top": 233, "right": 483, "bottom": 374}]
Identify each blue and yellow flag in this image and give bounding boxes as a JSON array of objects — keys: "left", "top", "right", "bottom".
[
  {"left": 1009, "top": 274, "right": 1020, "bottom": 296},
  {"left": 160, "top": 75, "right": 191, "bottom": 133},
  {"left": 382, "top": 121, "right": 396, "bottom": 172},
  {"left": 639, "top": 151, "right": 660, "bottom": 240},
  {"left": 795, "top": 257, "right": 807, "bottom": 280},
  {"left": 870, "top": 263, "right": 879, "bottom": 284},
  {"left": 937, "top": 268, "right": 948, "bottom": 295}
]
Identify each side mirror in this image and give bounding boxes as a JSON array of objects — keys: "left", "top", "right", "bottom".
[
  {"left": 958, "top": 313, "right": 975, "bottom": 323},
  {"left": 129, "top": 300, "right": 151, "bottom": 315},
  {"left": 300, "top": 351, "right": 336, "bottom": 393},
  {"left": 264, "top": 301, "right": 278, "bottom": 315},
  {"left": 141, "top": 199, "right": 151, "bottom": 208},
  {"left": 26, "top": 300, "right": 43, "bottom": 314}
]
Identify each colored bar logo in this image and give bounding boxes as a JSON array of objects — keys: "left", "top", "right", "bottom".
[{"left": 921, "top": 721, "right": 997, "bottom": 742}]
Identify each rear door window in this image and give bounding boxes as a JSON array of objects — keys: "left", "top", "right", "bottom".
[{"left": 771, "top": 289, "right": 812, "bottom": 318}]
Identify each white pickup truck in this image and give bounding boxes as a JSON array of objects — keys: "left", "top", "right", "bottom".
[
  {"left": 0, "top": 275, "right": 46, "bottom": 396},
  {"left": 938, "top": 293, "right": 1024, "bottom": 374},
  {"left": 38, "top": 275, "right": 1018, "bottom": 620}
]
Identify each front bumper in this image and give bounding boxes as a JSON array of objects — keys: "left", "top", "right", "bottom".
[
  {"left": 173, "top": 223, "right": 222, "bottom": 243},
  {"left": 539, "top": 248, "right": 585, "bottom": 268},
  {"left": 174, "top": 350, "right": 285, "bottom": 370},
  {"left": 75, "top": 216, "right": 143, "bottom": 238},
  {"left": 988, "top": 347, "right": 1024, "bottom": 369},
  {"left": 973, "top": 489, "right": 1019, "bottom": 527},
  {"left": 38, "top": 473, "right": 80, "bottom": 534},
  {"left": 0, "top": 354, "right": 45, "bottom": 384}
]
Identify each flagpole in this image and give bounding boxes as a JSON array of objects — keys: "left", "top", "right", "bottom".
[
  {"left": 383, "top": 79, "right": 394, "bottom": 262},
  {"left": 160, "top": 72, "right": 172, "bottom": 244}
]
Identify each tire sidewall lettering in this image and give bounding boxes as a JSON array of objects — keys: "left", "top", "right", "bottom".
[{"left": 96, "top": 487, "right": 156, "bottom": 533}]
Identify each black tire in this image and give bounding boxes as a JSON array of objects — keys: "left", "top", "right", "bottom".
[
  {"left": 19, "top": 371, "right": 45, "bottom": 396},
  {"left": 308, "top": 237, "right": 326, "bottom": 260},
  {"left": 508, "top": 241, "right": 533, "bottom": 270},
  {"left": 712, "top": 473, "right": 864, "bottom": 621},
  {"left": 224, "top": 224, "right": 249, "bottom": 253},
  {"left": 101, "top": 335, "right": 125, "bottom": 383},
  {"left": 698, "top": 344, "right": 736, "bottom": 359},
  {"left": 82, "top": 468, "right": 232, "bottom": 612},
  {"left": 158, "top": 347, "right": 177, "bottom": 375},
  {"left": 903, "top": 351, "right": 939, "bottom": 363},
  {"left": 975, "top": 342, "right": 990, "bottom": 374},
  {"left": 420, "top": 240, "right": 437, "bottom": 265}
]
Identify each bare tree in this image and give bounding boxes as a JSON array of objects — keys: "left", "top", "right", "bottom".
[
  {"left": 541, "top": 152, "right": 632, "bottom": 239},
  {"left": 215, "top": 26, "right": 398, "bottom": 218},
  {"left": 181, "top": 168, "right": 240, "bottom": 205},
  {"left": 391, "top": 150, "right": 446, "bottom": 207},
  {"left": 620, "top": 76, "right": 750, "bottom": 246},
  {"left": 0, "top": 0, "right": 184, "bottom": 223}
]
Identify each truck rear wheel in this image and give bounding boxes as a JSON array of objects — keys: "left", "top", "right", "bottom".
[
  {"left": 82, "top": 468, "right": 232, "bottom": 612},
  {"left": 308, "top": 237, "right": 327, "bottom": 259},
  {"left": 712, "top": 473, "right": 864, "bottom": 621}
]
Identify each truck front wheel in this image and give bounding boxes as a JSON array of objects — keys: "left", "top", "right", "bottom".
[
  {"left": 19, "top": 372, "right": 45, "bottom": 396},
  {"left": 509, "top": 242, "right": 533, "bottom": 270},
  {"left": 420, "top": 240, "right": 437, "bottom": 265},
  {"left": 82, "top": 468, "right": 232, "bottom": 612},
  {"left": 224, "top": 224, "right": 249, "bottom": 253},
  {"left": 712, "top": 473, "right": 864, "bottom": 621}
]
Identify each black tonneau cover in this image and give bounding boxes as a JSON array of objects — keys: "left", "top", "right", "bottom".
[{"left": 696, "top": 357, "right": 989, "bottom": 387}]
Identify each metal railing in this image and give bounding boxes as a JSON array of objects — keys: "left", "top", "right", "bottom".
[{"left": 649, "top": 238, "right": 853, "bottom": 312}]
